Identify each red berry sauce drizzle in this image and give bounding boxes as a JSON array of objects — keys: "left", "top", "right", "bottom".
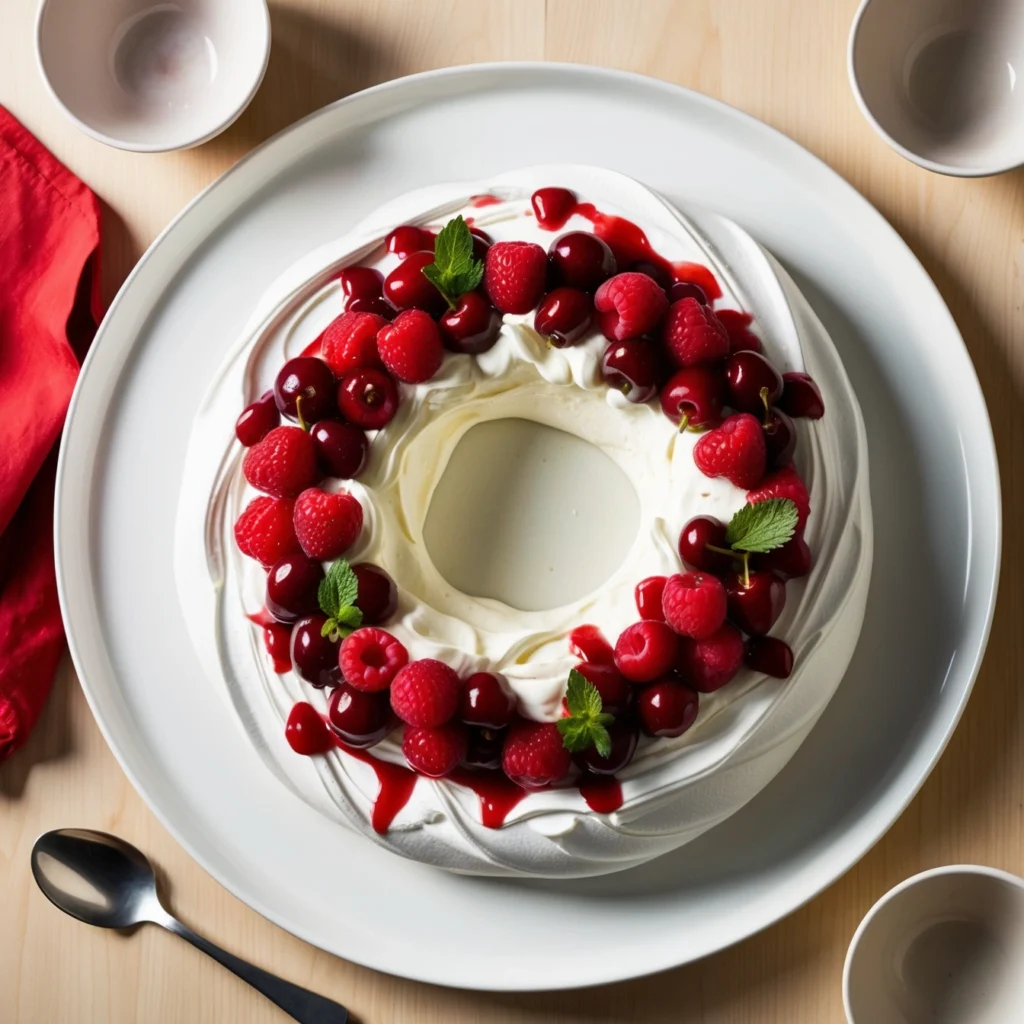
[
  {"left": 469, "top": 193, "right": 503, "bottom": 208},
  {"left": 248, "top": 609, "right": 292, "bottom": 674}
]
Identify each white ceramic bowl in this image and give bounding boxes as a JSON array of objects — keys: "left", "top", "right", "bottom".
[
  {"left": 36, "top": 0, "right": 270, "bottom": 152},
  {"left": 844, "top": 866, "right": 1024, "bottom": 1023},
  {"left": 848, "top": 0, "right": 1024, "bottom": 176}
]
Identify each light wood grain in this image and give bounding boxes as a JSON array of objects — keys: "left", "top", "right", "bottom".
[{"left": 2, "top": 1, "right": 1023, "bottom": 1021}]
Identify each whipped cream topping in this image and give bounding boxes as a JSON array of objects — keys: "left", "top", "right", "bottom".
[{"left": 175, "top": 166, "right": 872, "bottom": 877}]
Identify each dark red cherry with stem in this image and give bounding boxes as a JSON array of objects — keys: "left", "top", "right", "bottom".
[
  {"left": 285, "top": 702, "right": 334, "bottom": 755},
  {"left": 573, "top": 662, "right": 633, "bottom": 717},
  {"left": 534, "top": 287, "right": 593, "bottom": 347},
  {"left": 757, "top": 534, "right": 812, "bottom": 580},
  {"left": 266, "top": 554, "right": 325, "bottom": 624},
  {"left": 310, "top": 419, "right": 368, "bottom": 478},
  {"left": 347, "top": 295, "right": 395, "bottom": 320},
  {"left": 724, "top": 351, "right": 783, "bottom": 414},
  {"left": 627, "top": 260, "right": 671, "bottom": 290},
  {"left": 327, "top": 682, "right": 395, "bottom": 748},
  {"left": 469, "top": 227, "right": 492, "bottom": 261},
  {"left": 383, "top": 251, "right": 446, "bottom": 316},
  {"left": 763, "top": 405, "right": 797, "bottom": 468},
  {"left": 635, "top": 575, "right": 667, "bottom": 621},
  {"left": 461, "top": 726, "right": 505, "bottom": 770},
  {"left": 574, "top": 718, "right": 639, "bottom": 775},
  {"left": 659, "top": 367, "right": 725, "bottom": 429},
  {"left": 460, "top": 672, "right": 515, "bottom": 729},
  {"left": 291, "top": 614, "right": 341, "bottom": 688},
  {"left": 746, "top": 636, "right": 794, "bottom": 678},
  {"left": 274, "top": 357, "right": 336, "bottom": 423},
  {"left": 724, "top": 570, "right": 786, "bottom": 636},
  {"left": 351, "top": 563, "right": 397, "bottom": 624},
  {"left": 531, "top": 187, "right": 577, "bottom": 230},
  {"left": 439, "top": 291, "right": 502, "bottom": 354},
  {"left": 338, "top": 266, "right": 384, "bottom": 306},
  {"left": 678, "top": 516, "right": 733, "bottom": 573},
  {"left": 779, "top": 372, "right": 825, "bottom": 419},
  {"left": 385, "top": 225, "right": 435, "bottom": 259},
  {"left": 235, "top": 390, "right": 280, "bottom": 446},
  {"left": 668, "top": 281, "right": 708, "bottom": 305},
  {"left": 337, "top": 368, "right": 399, "bottom": 430},
  {"left": 601, "top": 340, "right": 661, "bottom": 403},
  {"left": 636, "top": 678, "right": 700, "bottom": 737},
  {"left": 547, "top": 231, "right": 617, "bottom": 291}
]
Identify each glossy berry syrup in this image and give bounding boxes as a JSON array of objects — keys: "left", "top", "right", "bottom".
[
  {"left": 247, "top": 609, "right": 291, "bottom": 673},
  {"left": 578, "top": 775, "right": 624, "bottom": 813},
  {"left": 449, "top": 769, "right": 529, "bottom": 828}
]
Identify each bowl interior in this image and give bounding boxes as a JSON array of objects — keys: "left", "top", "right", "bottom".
[
  {"left": 851, "top": 0, "right": 1024, "bottom": 173},
  {"left": 37, "top": 0, "right": 268, "bottom": 150},
  {"left": 846, "top": 870, "right": 1024, "bottom": 1023}
]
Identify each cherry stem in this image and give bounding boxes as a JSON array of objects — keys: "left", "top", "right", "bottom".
[
  {"left": 705, "top": 543, "right": 736, "bottom": 558},
  {"left": 295, "top": 395, "right": 309, "bottom": 432},
  {"left": 760, "top": 386, "right": 771, "bottom": 429},
  {"left": 740, "top": 551, "right": 751, "bottom": 588},
  {"left": 678, "top": 412, "right": 690, "bottom": 433}
]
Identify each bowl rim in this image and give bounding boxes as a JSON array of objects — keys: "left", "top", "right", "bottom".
[
  {"left": 33, "top": 0, "right": 272, "bottom": 153},
  {"left": 842, "top": 864, "right": 1024, "bottom": 1021},
  {"left": 846, "top": 0, "right": 1024, "bottom": 178}
]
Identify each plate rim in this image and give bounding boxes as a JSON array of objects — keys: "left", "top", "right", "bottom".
[{"left": 54, "top": 61, "right": 1002, "bottom": 991}]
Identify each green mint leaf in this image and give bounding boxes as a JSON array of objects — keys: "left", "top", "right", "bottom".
[
  {"left": 565, "top": 669, "right": 601, "bottom": 718},
  {"left": 336, "top": 605, "right": 363, "bottom": 629},
  {"left": 422, "top": 216, "right": 484, "bottom": 307},
  {"left": 320, "top": 618, "right": 336, "bottom": 639},
  {"left": 560, "top": 669, "right": 616, "bottom": 755},
  {"left": 318, "top": 559, "right": 359, "bottom": 618},
  {"left": 591, "top": 723, "right": 612, "bottom": 759},
  {"left": 725, "top": 498, "right": 798, "bottom": 554}
]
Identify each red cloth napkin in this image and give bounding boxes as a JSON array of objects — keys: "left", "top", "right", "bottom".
[{"left": 0, "top": 107, "right": 102, "bottom": 761}]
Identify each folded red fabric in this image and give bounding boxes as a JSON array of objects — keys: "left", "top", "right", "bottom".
[{"left": 0, "top": 106, "right": 102, "bottom": 761}]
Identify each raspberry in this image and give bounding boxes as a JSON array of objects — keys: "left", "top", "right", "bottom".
[
  {"left": 339, "top": 628, "right": 408, "bottom": 692},
  {"left": 747, "top": 465, "right": 811, "bottom": 529},
  {"left": 634, "top": 575, "right": 667, "bottom": 621},
  {"left": 693, "top": 413, "right": 766, "bottom": 489},
  {"left": 662, "top": 572, "right": 728, "bottom": 640},
  {"left": 663, "top": 297, "right": 730, "bottom": 367},
  {"left": 594, "top": 271, "right": 668, "bottom": 341},
  {"left": 402, "top": 722, "right": 467, "bottom": 777},
  {"left": 675, "top": 623, "right": 745, "bottom": 692},
  {"left": 321, "top": 310, "right": 387, "bottom": 376},
  {"left": 242, "top": 425, "right": 320, "bottom": 498},
  {"left": 501, "top": 719, "right": 571, "bottom": 790},
  {"left": 292, "top": 488, "right": 363, "bottom": 560},
  {"left": 233, "top": 496, "right": 300, "bottom": 567},
  {"left": 613, "top": 620, "right": 679, "bottom": 683},
  {"left": 376, "top": 308, "right": 444, "bottom": 384},
  {"left": 484, "top": 240, "right": 547, "bottom": 314},
  {"left": 390, "top": 659, "right": 461, "bottom": 727}
]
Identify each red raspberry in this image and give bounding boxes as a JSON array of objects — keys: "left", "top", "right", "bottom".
[
  {"left": 675, "top": 623, "right": 744, "bottom": 692},
  {"left": 613, "top": 620, "right": 679, "bottom": 683},
  {"left": 484, "top": 240, "right": 547, "bottom": 314},
  {"left": 747, "top": 465, "right": 811, "bottom": 529},
  {"left": 242, "top": 425, "right": 320, "bottom": 498},
  {"left": 339, "top": 627, "right": 408, "bottom": 692},
  {"left": 402, "top": 722, "right": 468, "bottom": 777},
  {"left": 635, "top": 575, "right": 667, "bottom": 621},
  {"left": 663, "top": 297, "right": 730, "bottom": 367},
  {"left": 390, "top": 659, "right": 461, "bottom": 727},
  {"left": 662, "top": 572, "right": 728, "bottom": 640},
  {"left": 501, "top": 719, "right": 571, "bottom": 790},
  {"left": 233, "top": 496, "right": 300, "bottom": 567},
  {"left": 693, "top": 413, "right": 766, "bottom": 489},
  {"left": 292, "top": 487, "right": 362, "bottom": 560},
  {"left": 321, "top": 310, "right": 387, "bottom": 376},
  {"left": 376, "top": 309, "right": 444, "bottom": 384},
  {"left": 594, "top": 271, "right": 668, "bottom": 341}
]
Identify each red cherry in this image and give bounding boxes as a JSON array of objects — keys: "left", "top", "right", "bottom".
[
  {"left": 327, "top": 682, "right": 395, "bottom": 748},
  {"left": 347, "top": 295, "right": 396, "bottom": 319},
  {"left": 351, "top": 563, "right": 398, "bottom": 624},
  {"left": 757, "top": 535, "right": 812, "bottom": 580},
  {"left": 266, "top": 553, "right": 325, "bottom": 624},
  {"left": 779, "top": 372, "right": 825, "bottom": 419},
  {"left": 678, "top": 516, "right": 733, "bottom": 573},
  {"left": 627, "top": 260, "right": 671, "bottom": 290},
  {"left": 569, "top": 625, "right": 615, "bottom": 665},
  {"left": 310, "top": 419, "right": 368, "bottom": 478},
  {"left": 461, "top": 726, "right": 505, "bottom": 770},
  {"left": 724, "top": 351, "right": 783, "bottom": 414},
  {"left": 724, "top": 571, "right": 786, "bottom": 636},
  {"left": 439, "top": 291, "right": 502, "bottom": 354},
  {"left": 290, "top": 614, "right": 341, "bottom": 688},
  {"left": 574, "top": 718, "right": 639, "bottom": 775},
  {"left": 601, "top": 340, "right": 662, "bottom": 403},
  {"left": 659, "top": 367, "right": 725, "bottom": 429},
  {"left": 531, "top": 187, "right": 577, "bottom": 230},
  {"left": 385, "top": 225, "right": 435, "bottom": 259},
  {"left": 337, "top": 368, "right": 399, "bottom": 430},
  {"left": 469, "top": 228, "right": 492, "bottom": 261},
  {"left": 338, "top": 267, "right": 384, "bottom": 307},
  {"left": 285, "top": 702, "right": 334, "bottom": 755},
  {"left": 636, "top": 678, "right": 699, "bottom": 737},
  {"left": 574, "top": 661, "right": 633, "bottom": 716},
  {"left": 235, "top": 390, "right": 280, "bottom": 446},
  {"left": 764, "top": 406, "right": 797, "bottom": 468},
  {"left": 460, "top": 672, "right": 515, "bottom": 729},
  {"left": 746, "top": 636, "right": 794, "bottom": 678},
  {"left": 383, "top": 251, "right": 445, "bottom": 316},
  {"left": 668, "top": 281, "right": 708, "bottom": 305},
  {"left": 274, "top": 357, "right": 336, "bottom": 423},
  {"left": 547, "top": 232, "right": 617, "bottom": 291},
  {"left": 534, "top": 287, "right": 593, "bottom": 347},
  {"left": 635, "top": 575, "right": 667, "bottom": 621}
]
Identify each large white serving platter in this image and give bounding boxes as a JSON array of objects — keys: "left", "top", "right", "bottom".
[{"left": 55, "top": 64, "right": 1000, "bottom": 991}]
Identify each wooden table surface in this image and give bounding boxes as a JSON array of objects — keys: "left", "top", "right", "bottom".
[{"left": 2, "top": 1, "right": 1023, "bottom": 1021}]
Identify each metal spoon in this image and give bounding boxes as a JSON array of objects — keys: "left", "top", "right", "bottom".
[{"left": 31, "top": 828, "right": 348, "bottom": 1023}]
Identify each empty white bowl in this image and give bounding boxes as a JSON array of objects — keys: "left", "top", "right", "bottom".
[
  {"left": 848, "top": 0, "right": 1024, "bottom": 176},
  {"left": 844, "top": 866, "right": 1024, "bottom": 1023},
  {"left": 36, "top": 0, "right": 270, "bottom": 152}
]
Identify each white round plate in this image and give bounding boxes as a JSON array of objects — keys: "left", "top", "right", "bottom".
[{"left": 55, "top": 64, "right": 1000, "bottom": 991}]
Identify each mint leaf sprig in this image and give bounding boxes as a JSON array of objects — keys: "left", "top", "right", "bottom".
[
  {"left": 557, "top": 669, "right": 614, "bottom": 758},
  {"left": 421, "top": 215, "right": 484, "bottom": 310},
  {"left": 317, "top": 559, "right": 363, "bottom": 641},
  {"left": 706, "top": 498, "right": 799, "bottom": 587}
]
